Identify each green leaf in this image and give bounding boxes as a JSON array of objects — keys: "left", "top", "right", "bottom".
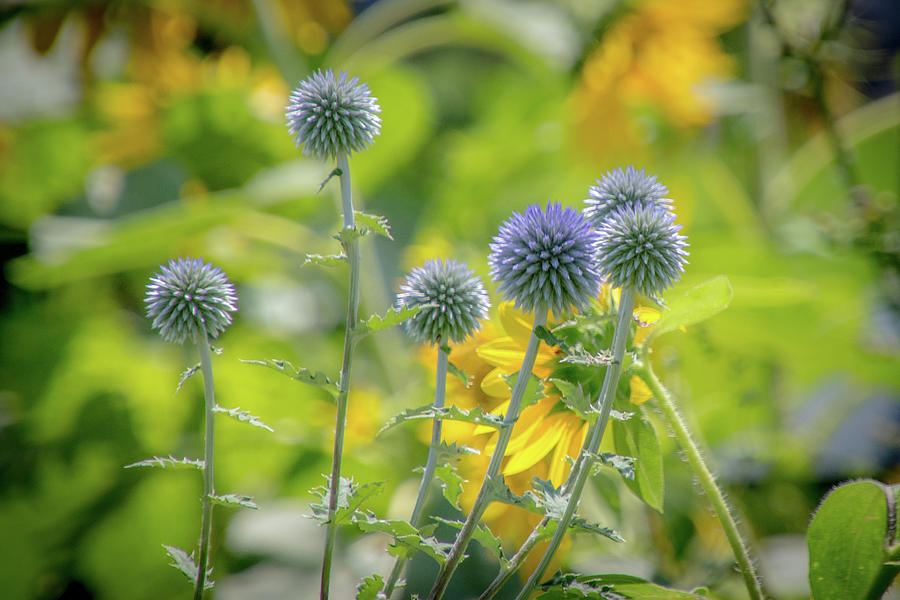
[
  {"left": 434, "top": 463, "right": 466, "bottom": 511},
  {"left": 162, "top": 545, "right": 214, "bottom": 590},
  {"left": 355, "top": 305, "right": 422, "bottom": 339},
  {"left": 356, "top": 574, "right": 386, "bottom": 600},
  {"left": 432, "top": 517, "right": 507, "bottom": 567},
  {"left": 240, "top": 358, "right": 338, "bottom": 398},
  {"left": 208, "top": 493, "right": 258, "bottom": 510},
  {"left": 303, "top": 253, "right": 346, "bottom": 267},
  {"left": 354, "top": 211, "right": 393, "bottom": 240},
  {"left": 537, "top": 572, "right": 708, "bottom": 599},
  {"left": 485, "top": 475, "right": 623, "bottom": 544},
  {"left": 535, "top": 326, "right": 612, "bottom": 367},
  {"left": 378, "top": 404, "right": 505, "bottom": 435},
  {"left": 431, "top": 441, "right": 480, "bottom": 457},
  {"left": 448, "top": 361, "right": 473, "bottom": 388},
  {"left": 613, "top": 408, "right": 664, "bottom": 513},
  {"left": 646, "top": 276, "right": 733, "bottom": 344},
  {"left": 124, "top": 455, "right": 204, "bottom": 470},
  {"left": 808, "top": 479, "right": 899, "bottom": 600},
  {"left": 551, "top": 379, "right": 594, "bottom": 422},
  {"left": 213, "top": 404, "right": 274, "bottom": 432},
  {"left": 586, "top": 451, "right": 636, "bottom": 481},
  {"left": 353, "top": 511, "right": 451, "bottom": 565},
  {"left": 176, "top": 364, "right": 200, "bottom": 394},
  {"left": 310, "top": 477, "right": 385, "bottom": 525},
  {"left": 500, "top": 373, "right": 546, "bottom": 412}
]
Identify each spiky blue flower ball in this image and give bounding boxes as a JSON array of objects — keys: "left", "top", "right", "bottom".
[
  {"left": 595, "top": 203, "right": 689, "bottom": 299},
  {"left": 145, "top": 258, "right": 238, "bottom": 345},
  {"left": 398, "top": 259, "right": 490, "bottom": 345},
  {"left": 286, "top": 69, "right": 382, "bottom": 161},
  {"left": 584, "top": 166, "right": 672, "bottom": 225},
  {"left": 489, "top": 202, "right": 602, "bottom": 315}
]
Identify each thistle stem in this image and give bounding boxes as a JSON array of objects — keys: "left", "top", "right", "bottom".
[
  {"left": 384, "top": 347, "right": 450, "bottom": 597},
  {"left": 194, "top": 333, "right": 216, "bottom": 600},
  {"left": 321, "top": 153, "right": 360, "bottom": 600},
  {"left": 514, "top": 287, "right": 636, "bottom": 600},
  {"left": 427, "top": 308, "right": 549, "bottom": 600},
  {"left": 633, "top": 359, "right": 766, "bottom": 600}
]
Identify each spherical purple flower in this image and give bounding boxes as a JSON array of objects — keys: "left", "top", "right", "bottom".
[
  {"left": 145, "top": 258, "right": 238, "bottom": 345},
  {"left": 489, "top": 202, "right": 602, "bottom": 315},
  {"left": 596, "top": 203, "right": 689, "bottom": 299},
  {"left": 286, "top": 69, "right": 382, "bottom": 161},
  {"left": 398, "top": 259, "right": 490, "bottom": 345},
  {"left": 584, "top": 166, "right": 672, "bottom": 226}
]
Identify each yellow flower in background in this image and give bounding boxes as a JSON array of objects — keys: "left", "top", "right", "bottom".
[
  {"left": 418, "top": 296, "right": 658, "bottom": 573},
  {"left": 572, "top": 0, "right": 747, "bottom": 161}
]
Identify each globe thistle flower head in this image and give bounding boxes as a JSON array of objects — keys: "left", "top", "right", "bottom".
[
  {"left": 286, "top": 69, "right": 382, "bottom": 161},
  {"left": 596, "top": 203, "right": 689, "bottom": 299},
  {"left": 398, "top": 259, "right": 490, "bottom": 345},
  {"left": 488, "top": 202, "right": 602, "bottom": 316},
  {"left": 584, "top": 166, "right": 672, "bottom": 225},
  {"left": 145, "top": 258, "right": 238, "bottom": 345}
]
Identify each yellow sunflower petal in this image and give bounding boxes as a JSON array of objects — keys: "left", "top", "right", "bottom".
[
  {"left": 499, "top": 302, "right": 534, "bottom": 342},
  {"left": 547, "top": 416, "right": 582, "bottom": 486},
  {"left": 481, "top": 367, "right": 513, "bottom": 399},
  {"left": 504, "top": 413, "right": 571, "bottom": 476},
  {"left": 629, "top": 375, "right": 653, "bottom": 405},
  {"left": 476, "top": 336, "right": 524, "bottom": 371}
]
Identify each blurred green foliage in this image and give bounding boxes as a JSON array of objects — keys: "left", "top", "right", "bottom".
[{"left": 0, "top": 1, "right": 897, "bottom": 599}]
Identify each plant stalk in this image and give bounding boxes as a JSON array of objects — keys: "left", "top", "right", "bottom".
[
  {"left": 194, "top": 333, "right": 216, "bottom": 600},
  {"left": 514, "top": 287, "right": 636, "bottom": 600},
  {"left": 634, "top": 360, "right": 766, "bottom": 600},
  {"left": 384, "top": 347, "right": 450, "bottom": 597},
  {"left": 427, "top": 308, "right": 549, "bottom": 600},
  {"left": 321, "top": 153, "right": 360, "bottom": 600}
]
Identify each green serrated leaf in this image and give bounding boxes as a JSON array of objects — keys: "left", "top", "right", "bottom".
[
  {"left": 240, "top": 358, "right": 338, "bottom": 398},
  {"left": 808, "top": 479, "right": 898, "bottom": 600},
  {"left": 163, "top": 545, "right": 214, "bottom": 590},
  {"left": 538, "top": 572, "right": 707, "bottom": 599},
  {"left": 534, "top": 325, "right": 568, "bottom": 350},
  {"left": 355, "top": 305, "right": 422, "bottom": 339},
  {"left": 310, "top": 477, "right": 385, "bottom": 525},
  {"left": 448, "top": 361, "right": 473, "bottom": 388},
  {"left": 486, "top": 476, "right": 623, "bottom": 543},
  {"left": 613, "top": 408, "right": 663, "bottom": 513},
  {"left": 356, "top": 574, "right": 386, "bottom": 600},
  {"left": 176, "top": 364, "right": 200, "bottom": 394},
  {"left": 500, "top": 373, "right": 545, "bottom": 413},
  {"left": 559, "top": 348, "right": 614, "bottom": 367},
  {"left": 432, "top": 517, "right": 507, "bottom": 567},
  {"left": 213, "top": 404, "right": 274, "bottom": 432},
  {"left": 586, "top": 451, "right": 636, "bottom": 481},
  {"left": 354, "top": 211, "right": 393, "bottom": 239},
  {"left": 378, "top": 404, "right": 505, "bottom": 435},
  {"left": 124, "top": 455, "right": 205, "bottom": 470},
  {"left": 208, "top": 493, "right": 258, "bottom": 510},
  {"left": 434, "top": 463, "right": 465, "bottom": 511},
  {"left": 431, "top": 441, "right": 480, "bottom": 457},
  {"left": 353, "top": 511, "right": 451, "bottom": 565},
  {"left": 551, "top": 379, "right": 595, "bottom": 422},
  {"left": 646, "top": 276, "right": 733, "bottom": 345},
  {"left": 304, "top": 253, "right": 347, "bottom": 267}
]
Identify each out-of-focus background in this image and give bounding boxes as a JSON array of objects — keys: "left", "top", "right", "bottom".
[{"left": 0, "top": 1, "right": 898, "bottom": 599}]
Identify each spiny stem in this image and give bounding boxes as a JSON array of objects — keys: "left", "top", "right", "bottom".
[
  {"left": 194, "top": 333, "right": 216, "bottom": 600},
  {"left": 321, "top": 153, "right": 360, "bottom": 600},
  {"left": 514, "top": 287, "right": 636, "bottom": 600},
  {"left": 634, "top": 360, "right": 766, "bottom": 600},
  {"left": 427, "top": 309, "right": 549, "bottom": 600},
  {"left": 384, "top": 347, "right": 450, "bottom": 597}
]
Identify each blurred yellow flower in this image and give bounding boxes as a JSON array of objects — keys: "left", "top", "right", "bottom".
[
  {"left": 418, "top": 295, "right": 658, "bottom": 572},
  {"left": 572, "top": 0, "right": 747, "bottom": 161}
]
